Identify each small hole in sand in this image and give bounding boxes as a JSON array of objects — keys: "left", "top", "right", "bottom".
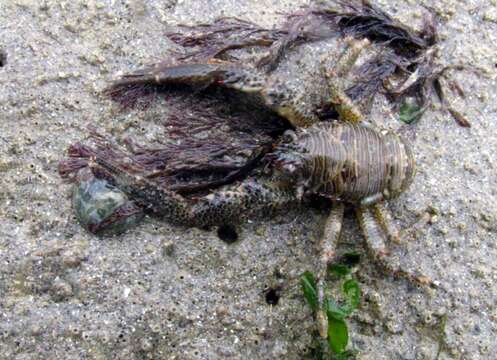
[
  {"left": 342, "top": 252, "right": 361, "bottom": 266},
  {"left": 0, "top": 51, "right": 6, "bottom": 67},
  {"left": 217, "top": 224, "right": 238, "bottom": 244},
  {"left": 265, "top": 288, "right": 280, "bottom": 306}
]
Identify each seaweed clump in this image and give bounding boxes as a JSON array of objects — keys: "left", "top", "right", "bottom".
[{"left": 60, "top": 88, "right": 288, "bottom": 197}]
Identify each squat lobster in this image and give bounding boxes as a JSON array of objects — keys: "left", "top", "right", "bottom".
[
  {"left": 84, "top": 40, "right": 433, "bottom": 339},
  {"left": 61, "top": 2, "right": 452, "bottom": 342}
]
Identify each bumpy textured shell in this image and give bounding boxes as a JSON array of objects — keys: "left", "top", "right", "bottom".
[{"left": 297, "top": 122, "right": 415, "bottom": 203}]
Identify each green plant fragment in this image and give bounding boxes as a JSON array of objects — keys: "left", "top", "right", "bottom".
[
  {"left": 301, "top": 271, "right": 318, "bottom": 313},
  {"left": 342, "top": 279, "right": 360, "bottom": 313},
  {"left": 327, "top": 317, "right": 349, "bottom": 354},
  {"left": 326, "top": 298, "right": 348, "bottom": 320},
  {"left": 399, "top": 100, "right": 424, "bottom": 124}
]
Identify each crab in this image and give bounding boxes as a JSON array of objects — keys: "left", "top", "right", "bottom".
[
  {"left": 60, "top": 1, "right": 451, "bottom": 341},
  {"left": 70, "top": 41, "right": 434, "bottom": 336},
  {"left": 65, "top": 33, "right": 408, "bottom": 236}
]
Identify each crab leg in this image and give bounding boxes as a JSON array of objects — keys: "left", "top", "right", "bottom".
[
  {"left": 110, "top": 62, "right": 230, "bottom": 88},
  {"left": 190, "top": 179, "right": 297, "bottom": 228},
  {"left": 356, "top": 206, "right": 433, "bottom": 286},
  {"left": 325, "top": 38, "right": 370, "bottom": 123},
  {"left": 91, "top": 155, "right": 298, "bottom": 228},
  {"left": 109, "top": 62, "right": 265, "bottom": 93},
  {"left": 372, "top": 202, "right": 401, "bottom": 244},
  {"left": 316, "top": 202, "right": 345, "bottom": 338}
]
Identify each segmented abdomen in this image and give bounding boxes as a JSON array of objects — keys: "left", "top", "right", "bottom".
[{"left": 298, "top": 122, "right": 414, "bottom": 202}]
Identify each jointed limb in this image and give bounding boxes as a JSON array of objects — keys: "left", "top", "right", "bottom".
[
  {"left": 372, "top": 202, "right": 401, "bottom": 244},
  {"left": 91, "top": 155, "right": 297, "bottom": 229},
  {"left": 324, "top": 38, "right": 370, "bottom": 123},
  {"left": 356, "top": 206, "right": 433, "bottom": 286},
  {"left": 110, "top": 62, "right": 263, "bottom": 92},
  {"left": 191, "top": 179, "right": 297, "bottom": 228},
  {"left": 316, "top": 202, "right": 345, "bottom": 338},
  {"left": 334, "top": 38, "right": 371, "bottom": 78}
]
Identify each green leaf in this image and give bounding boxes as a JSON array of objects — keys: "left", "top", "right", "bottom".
[
  {"left": 327, "top": 317, "right": 349, "bottom": 354},
  {"left": 301, "top": 271, "right": 318, "bottom": 313},
  {"left": 326, "top": 280, "right": 361, "bottom": 320},
  {"left": 342, "top": 279, "right": 360, "bottom": 313},
  {"left": 328, "top": 264, "right": 350, "bottom": 277},
  {"left": 326, "top": 298, "right": 348, "bottom": 320},
  {"left": 399, "top": 101, "right": 424, "bottom": 124}
]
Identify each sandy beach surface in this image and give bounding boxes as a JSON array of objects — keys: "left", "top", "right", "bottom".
[{"left": 1, "top": 1, "right": 496, "bottom": 359}]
